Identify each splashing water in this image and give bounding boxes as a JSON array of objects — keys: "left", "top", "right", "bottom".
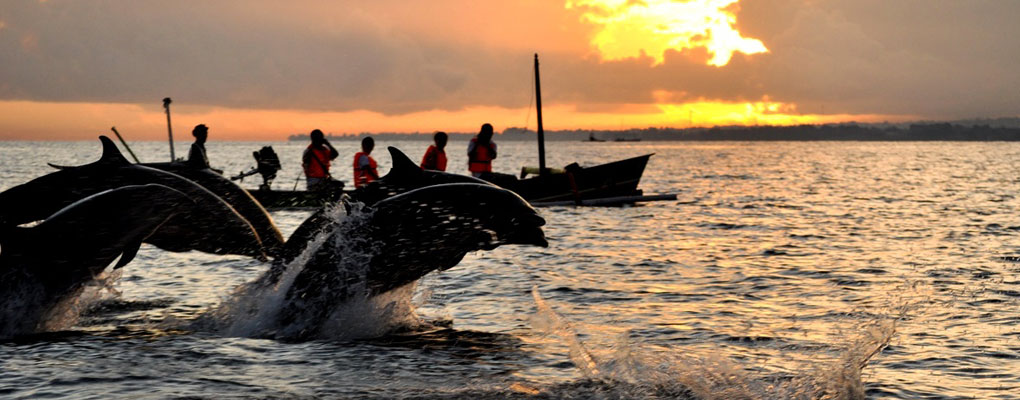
[
  {"left": 197, "top": 203, "right": 423, "bottom": 340},
  {"left": 0, "top": 267, "right": 122, "bottom": 337},
  {"left": 529, "top": 286, "right": 896, "bottom": 400}
]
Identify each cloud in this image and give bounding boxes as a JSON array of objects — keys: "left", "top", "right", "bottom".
[{"left": 0, "top": 0, "right": 1017, "bottom": 121}]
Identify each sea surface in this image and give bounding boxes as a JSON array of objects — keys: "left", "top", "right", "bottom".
[{"left": 2, "top": 139, "right": 1020, "bottom": 399}]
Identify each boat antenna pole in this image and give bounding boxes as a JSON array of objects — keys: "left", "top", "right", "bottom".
[
  {"left": 534, "top": 54, "right": 547, "bottom": 175},
  {"left": 110, "top": 127, "right": 141, "bottom": 163},
  {"left": 163, "top": 97, "right": 175, "bottom": 162}
]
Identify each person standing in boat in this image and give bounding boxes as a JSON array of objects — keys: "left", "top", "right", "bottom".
[
  {"left": 467, "top": 123, "right": 497, "bottom": 177},
  {"left": 187, "top": 124, "right": 223, "bottom": 174},
  {"left": 420, "top": 131, "right": 448, "bottom": 171},
  {"left": 302, "top": 129, "right": 339, "bottom": 191},
  {"left": 353, "top": 136, "right": 379, "bottom": 188}
]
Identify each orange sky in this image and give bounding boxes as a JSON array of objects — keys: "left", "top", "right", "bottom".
[{"left": 0, "top": 0, "right": 1014, "bottom": 140}]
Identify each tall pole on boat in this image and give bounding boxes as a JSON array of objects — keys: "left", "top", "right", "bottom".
[
  {"left": 163, "top": 97, "right": 176, "bottom": 162},
  {"left": 534, "top": 54, "right": 547, "bottom": 175}
]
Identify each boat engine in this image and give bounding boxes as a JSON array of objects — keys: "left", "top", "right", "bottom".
[{"left": 231, "top": 146, "right": 282, "bottom": 190}]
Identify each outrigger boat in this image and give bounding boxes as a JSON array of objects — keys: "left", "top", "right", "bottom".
[
  {"left": 473, "top": 54, "right": 666, "bottom": 206},
  {"left": 234, "top": 54, "right": 671, "bottom": 209}
]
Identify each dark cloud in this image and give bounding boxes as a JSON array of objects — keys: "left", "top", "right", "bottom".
[{"left": 1, "top": 0, "right": 1017, "bottom": 119}]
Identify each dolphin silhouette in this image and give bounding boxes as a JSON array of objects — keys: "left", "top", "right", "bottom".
[
  {"left": 259, "top": 183, "right": 548, "bottom": 340},
  {"left": 279, "top": 146, "right": 496, "bottom": 263},
  {"left": 0, "top": 184, "right": 193, "bottom": 337},
  {"left": 0, "top": 136, "right": 267, "bottom": 259},
  {"left": 143, "top": 161, "right": 285, "bottom": 257}
]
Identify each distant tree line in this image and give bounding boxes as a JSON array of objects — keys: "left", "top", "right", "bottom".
[{"left": 288, "top": 119, "right": 1020, "bottom": 142}]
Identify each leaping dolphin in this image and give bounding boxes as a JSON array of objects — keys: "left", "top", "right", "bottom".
[
  {"left": 248, "top": 183, "right": 548, "bottom": 340},
  {"left": 0, "top": 136, "right": 268, "bottom": 259},
  {"left": 0, "top": 184, "right": 193, "bottom": 338},
  {"left": 143, "top": 161, "right": 285, "bottom": 257}
]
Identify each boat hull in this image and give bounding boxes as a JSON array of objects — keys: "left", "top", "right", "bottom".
[
  {"left": 247, "top": 154, "right": 652, "bottom": 209},
  {"left": 248, "top": 188, "right": 344, "bottom": 210},
  {"left": 482, "top": 154, "right": 652, "bottom": 203}
]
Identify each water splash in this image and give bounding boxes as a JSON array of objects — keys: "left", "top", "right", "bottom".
[
  {"left": 198, "top": 203, "right": 423, "bottom": 340},
  {"left": 529, "top": 286, "right": 895, "bottom": 400},
  {"left": 0, "top": 268, "right": 122, "bottom": 337}
]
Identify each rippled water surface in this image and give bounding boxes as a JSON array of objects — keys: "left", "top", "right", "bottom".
[{"left": 2, "top": 140, "right": 1020, "bottom": 399}]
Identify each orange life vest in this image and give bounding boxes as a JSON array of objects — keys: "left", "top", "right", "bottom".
[
  {"left": 420, "top": 145, "right": 447, "bottom": 171},
  {"left": 303, "top": 145, "right": 332, "bottom": 179},
  {"left": 467, "top": 138, "right": 495, "bottom": 173},
  {"left": 353, "top": 152, "right": 378, "bottom": 188}
]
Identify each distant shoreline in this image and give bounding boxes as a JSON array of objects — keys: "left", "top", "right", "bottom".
[{"left": 289, "top": 119, "right": 1020, "bottom": 142}]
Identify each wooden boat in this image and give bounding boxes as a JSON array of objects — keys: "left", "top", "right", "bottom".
[
  {"left": 241, "top": 55, "right": 665, "bottom": 210},
  {"left": 476, "top": 54, "right": 656, "bottom": 205},
  {"left": 480, "top": 154, "right": 652, "bottom": 203},
  {"left": 247, "top": 187, "right": 344, "bottom": 210}
]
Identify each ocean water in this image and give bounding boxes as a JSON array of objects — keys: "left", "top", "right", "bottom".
[{"left": 1, "top": 139, "right": 1019, "bottom": 399}]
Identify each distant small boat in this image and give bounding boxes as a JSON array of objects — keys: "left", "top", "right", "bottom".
[
  {"left": 587, "top": 133, "right": 606, "bottom": 142},
  {"left": 613, "top": 137, "right": 641, "bottom": 142}
]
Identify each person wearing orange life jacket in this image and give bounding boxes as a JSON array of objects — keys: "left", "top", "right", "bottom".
[
  {"left": 467, "top": 123, "right": 497, "bottom": 177},
  {"left": 302, "top": 129, "right": 339, "bottom": 191},
  {"left": 420, "top": 131, "right": 448, "bottom": 171},
  {"left": 353, "top": 136, "right": 379, "bottom": 188}
]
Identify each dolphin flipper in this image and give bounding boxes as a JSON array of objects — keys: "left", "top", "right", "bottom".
[
  {"left": 113, "top": 241, "right": 143, "bottom": 269},
  {"left": 48, "top": 163, "right": 73, "bottom": 170}
]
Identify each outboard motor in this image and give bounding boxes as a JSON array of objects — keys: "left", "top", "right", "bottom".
[{"left": 232, "top": 146, "right": 283, "bottom": 190}]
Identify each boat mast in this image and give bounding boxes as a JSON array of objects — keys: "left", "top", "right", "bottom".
[
  {"left": 534, "top": 54, "right": 547, "bottom": 175},
  {"left": 163, "top": 97, "right": 175, "bottom": 162}
]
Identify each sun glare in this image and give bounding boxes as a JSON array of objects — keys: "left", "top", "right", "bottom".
[
  {"left": 567, "top": 0, "right": 767, "bottom": 66},
  {"left": 654, "top": 93, "right": 824, "bottom": 126}
]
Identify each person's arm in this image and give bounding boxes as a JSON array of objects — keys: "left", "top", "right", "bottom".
[
  {"left": 467, "top": 141, "right": 477, "bottom": 159},
  {"left": 358, "top": 155, "right": 379, "bottom": 179},
  {"left": 324, "top": 139, "right": 339, "bottom": 160},
  {"left": 421, "top": 148, "right": 433, "bottom": 168},
  {"left": 489, "top": 142, "right": 497, "bottom": 159},
  {"left": 302, "top": 148, "right": 311, "bottom": 169},
  {"left": 186, "top": 143, "right": 206, "bottom": 168}
]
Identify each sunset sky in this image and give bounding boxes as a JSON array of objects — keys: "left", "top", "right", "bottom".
[{"left": 1, "top": 0, "right": 1017, "bottom": 140}]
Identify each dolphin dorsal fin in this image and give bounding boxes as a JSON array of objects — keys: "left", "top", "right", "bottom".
[
  {"left": 387, "top": 146, "right": 422, "bottom": 178},
  {"left": 98, "top": 136, "right": 130, "bottom": 165}
]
